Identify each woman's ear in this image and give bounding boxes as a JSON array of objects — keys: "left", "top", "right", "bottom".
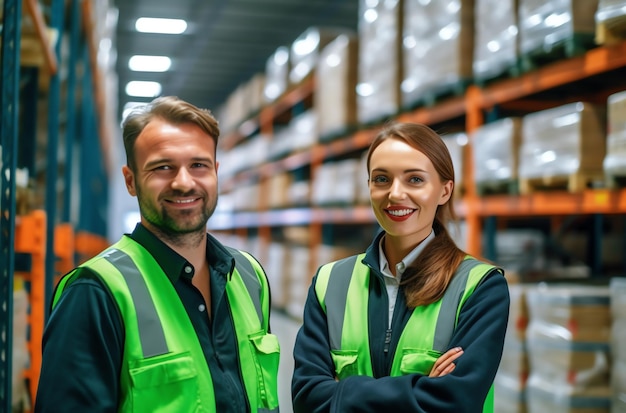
[{"left": 439, "top": 180, "right": 454, "bottom": 205}]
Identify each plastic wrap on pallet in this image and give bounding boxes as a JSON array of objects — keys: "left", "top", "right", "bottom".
[
  {"left": 473, "top": 0, "right": 519, "bottom": 81},
  {"left": 518, "top": 0, "right": 599, "bottom": 55},
  {"left": 613, "top": 360, "right": 626, "bottom": 412},
  {"left": 264, "top": 46, "right": 290, "bottom": 103},
  {"left": 603, "top": 90, "right": 626, "bottom": 177},
  {"left": 290, "top": 26, "right": 352, "bottom": 86},
  {"left": 596, "top": 0, "right": 626, "bottom": 22},
  {"left": 473, "top": 117, "right": 522, "bottom": 184},
  {"left": 441, "top": 132, "right": 467, "bottom": 195},
  {"left": 519, "top": 102, "right": 606, "bottom": 180},
  {"left": 526, "top": 376, "right": 612, "bottom": 413},
  {"left": 401, "top": 0, "right": 473, "bottom": 107},
  {"left": 315, "top": 34, "right": 358, "bottom": 139},
  {"left": 524, "top": 284, "right": 612, "bottom": 413},
  {"left": 356, "top": 0, "right": 403, "bottom": 124}
]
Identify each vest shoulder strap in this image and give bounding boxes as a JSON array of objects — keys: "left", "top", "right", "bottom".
[
  {"left": 433, "top": 257, "right": 502, "bottom": 352},
  {"left": 225, "top": 246, "right": 268, "bottom": 329}
]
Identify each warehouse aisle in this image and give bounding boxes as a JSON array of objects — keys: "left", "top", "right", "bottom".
[{"left": 272, "top": 311, "right": 303, "bottom": 413}]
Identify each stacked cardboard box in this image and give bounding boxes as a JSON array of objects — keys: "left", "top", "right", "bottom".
[
  {"left": 603, "top": 90, "right": 626, "bottom": 185},
  {"left": 519, "top": 102, "right": 606, "bottom": 192},
  {"left": 315, "top": 33, "right": 359, "bottom": 140},
  {"left": 356, "top": 0, "right": 403, "bottom": 124},
  {"left": 473, "top": 0, "right": 519, "bottom": 82},
  {"left": 525, "top": 284, "right": 612, "bottom": 413},
  {"left": 473, "top": 117, "right": 522, "bottom": 192},
  {"left": 495, "top": 284, "right": 530, "bottom": 413},
  {"left": 610, "top": 278, "right": 626, "bottom": 412},
  {"left": 290, "top": 27, "right": 351, "bottom": 86},
  {"left": 518, "top": 0, "right": 599, "bottom": 55},
  {"left": 401, "top": 0, "right": 474, "bottom": 107}
]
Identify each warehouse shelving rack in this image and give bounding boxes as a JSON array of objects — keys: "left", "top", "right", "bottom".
[
  {"left": 1, "top": 0, "right": 112, "bottom": 410},
  {"left": 213, "top": 39, "right": 626, "bottom": 279}
]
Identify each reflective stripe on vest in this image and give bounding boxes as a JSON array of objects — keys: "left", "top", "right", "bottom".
[
  {"left": 314, "top": 254, "right": 500, "bottom": 413},
  {"left": 53, "top": 236, "right": 279, "bottom": 413}
]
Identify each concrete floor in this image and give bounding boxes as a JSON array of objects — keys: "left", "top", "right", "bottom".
[{"left": 272, "top": 311, "right": 303, "bottom": 413}]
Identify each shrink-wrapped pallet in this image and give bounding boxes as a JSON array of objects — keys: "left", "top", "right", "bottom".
[
  {"left": 442, "top": 132, "right": 468, "bottom": 197},
  {"left": 525, "top": 284, "right": 612, "bottom": 413},
  {"left": 518, "top": 0, "right": 599, "bottom": 56},
  {"left": 265, "top": 242, "right": 291, "bottom": 309},
  {"left": 315, "top": 33, "right": 359, "bottom": 140},
  {"left": 264, "top": 46, "right": 290, "bottom": 103},
  {"left": 356, "top": 0, "right": 403, "bottom": 124},
  {"left": 473, "top": 0, "right": 519, "bottom": 82},
  {"left": 494, "top": 284, "right": 530, "bottom": 413},
  {"left": 290, "top": 26, "right": 351, "bottom": 86},
  {"left": 603, "top": 90, "right": 626, "bottom": 183},
  {"left": 519, "top": 102, "right": 606, "bottom": 193},
  {"left": 595, "top": 0, "right": 626, "bottom": 45},
  {"left": 473, "top": 117, "right": 522, "bottom": 193},
  {"left": 401, "top": 0, "right": 474, "bottom": 107},
  {"left": 610, "top": 278, "right": 626, "bottom": 412}
]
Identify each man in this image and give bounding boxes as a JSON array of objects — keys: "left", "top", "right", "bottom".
[{"left": 35, "top": 96, "right": 280, "bottom": 412}]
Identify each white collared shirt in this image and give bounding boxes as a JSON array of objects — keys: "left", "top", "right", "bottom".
[{"left": 378, "top": 230, "right": 435, "bottom": 328}]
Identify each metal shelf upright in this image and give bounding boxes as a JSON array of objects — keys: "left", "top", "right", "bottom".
[{"left": 0, "top": 0, "right": 23, "bottom": 410}]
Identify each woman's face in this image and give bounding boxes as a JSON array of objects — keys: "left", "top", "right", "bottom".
[{"left": 368, "top": 137, "right": 452, "bottom": 245}]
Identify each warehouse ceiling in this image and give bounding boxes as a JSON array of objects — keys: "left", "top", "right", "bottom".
[{"left": 112, "top": 0, "right": 359, "bottom": 121}]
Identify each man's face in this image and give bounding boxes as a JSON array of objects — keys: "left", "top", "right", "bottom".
[{"left": 122, "top": 118, "right": 219, "bottom": 238}]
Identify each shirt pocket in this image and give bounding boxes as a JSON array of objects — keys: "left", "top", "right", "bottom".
[
  {"left": 399, "top": 348, "right": 443, "bottom": 376},
  {"left": 129, "top": 351, "right": 202, "bottom": 412},
  {"left": 330, "top": 350, "right": 359, "bottom": 380},
  {"left": 249, "top": 331, "right": 281, "bottom": 410}
]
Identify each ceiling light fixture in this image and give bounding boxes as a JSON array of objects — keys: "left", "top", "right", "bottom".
[
  {"left": 135, "top": 17, "right": 187, "bottom": 34},
  {"left": 129, "top": 55, "right": 172, "bottom": 72},
  {"left": 125, "top": 81, "right": 162, "bottom": 98}
]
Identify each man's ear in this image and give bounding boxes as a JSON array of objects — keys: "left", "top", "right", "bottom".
[{"left": 122, "top": 165, "right": 137, "bottom": 197}]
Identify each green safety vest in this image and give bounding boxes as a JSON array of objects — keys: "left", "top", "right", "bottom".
[
  {"left": 314, "top": 254, "right": 501, "bottom": 413},
  {"left": 53, "top": 235, "right": 280, "bottom": 413}
]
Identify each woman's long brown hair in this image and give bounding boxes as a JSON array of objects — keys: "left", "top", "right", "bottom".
[{"left": 367, "top": 123, "right": 467, "bottom": 308}]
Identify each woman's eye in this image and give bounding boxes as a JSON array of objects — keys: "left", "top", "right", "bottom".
[
  {"left": 409, "top": 176, "right": 423, "bottom": 184},
  {"left": 371, "top": 175, "right": 388, "bottom": 184}
]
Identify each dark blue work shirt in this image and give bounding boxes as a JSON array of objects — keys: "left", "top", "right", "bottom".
[{"left": 35, "top": 223, "right": 249, "bottom": 412}]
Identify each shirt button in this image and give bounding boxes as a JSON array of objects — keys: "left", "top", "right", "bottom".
[
  {"left": 184, "top": 266, "right": 193, "bottom": 274},
  {"left": 198, "top": 304, "right": 206, "bottom": 312},
  {"left": 397, "top": 262, "right": 405, "bottom": 272}
]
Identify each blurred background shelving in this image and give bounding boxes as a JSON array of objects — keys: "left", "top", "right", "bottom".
[{"left": 3, "top": 0, "right": 626, "bottom": 412}]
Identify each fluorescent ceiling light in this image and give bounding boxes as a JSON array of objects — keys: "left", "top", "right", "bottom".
[
  {"left": 135, "top": 17, "right": 187, "bottom": 34},
  {"left": 125, "top": 81, "right": 162, "bottom": 98},
  {"left": 129, "top": 55, "right": 172, "bottom": 72}
]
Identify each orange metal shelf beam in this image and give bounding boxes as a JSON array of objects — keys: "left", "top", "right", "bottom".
[
  {"left": 23, "top": 0, "right": 58, "bottom": 74},
  {"left": 476, "top": 42, "right": 626, "bottom": 109},
  {"left": 475, "top": 189, "right": 626, "bottom": 216},
  {"left": 396, "top": 95, "right": 467, "bottom": 125}
]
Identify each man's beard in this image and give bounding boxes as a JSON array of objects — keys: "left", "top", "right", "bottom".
[{"left": 137, "top": 186, "right": 217, "bottom": 245}]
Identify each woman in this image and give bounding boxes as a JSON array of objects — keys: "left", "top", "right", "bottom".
[{"left": 291, "top": 122, "right": 510, "bottom": 413}]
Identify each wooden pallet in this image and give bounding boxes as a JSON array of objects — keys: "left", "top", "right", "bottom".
[
  {"left": 604, "top": 171, "right": 626, "bottom": 189},
  {"left": 476, "top": 179, "right": 519, "bottom": 196},
  {"left": 596, "top": 15, "right": 626, "bottom": 46},
  {"left": 403, "top": 78, "right": 471, "bottom": 111},
  {"left": 518, "top": 33, "right": 596, "bottom": 73},
  {"left": 473, "top": 62, "right": 523, "bottom": 89},
  {"left": 519, "top": 171, "right": 605, "bottom": 195}
]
